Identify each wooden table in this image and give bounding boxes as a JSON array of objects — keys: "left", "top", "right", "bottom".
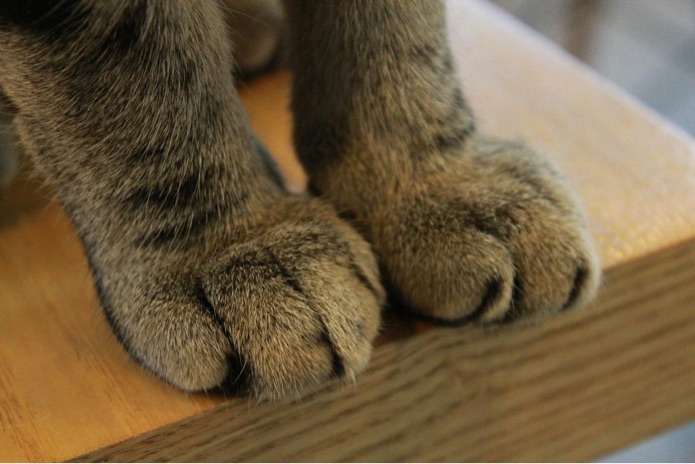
[{"left": 2, "top": 0, "right": 695, "bottom": 461}]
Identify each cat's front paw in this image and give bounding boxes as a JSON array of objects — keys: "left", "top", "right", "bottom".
[
  {"left": 372, "top": 138, "right": 600, "bottom": 324},
  {"left": 95, "top": 198, "right": 383, "bottom": 399}
]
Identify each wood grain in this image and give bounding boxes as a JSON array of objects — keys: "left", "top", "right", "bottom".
[
  {"left": 2, "top": 0, "right": 695, "bottom": 461},
  {"left": 76, "top": 242, "right": 695, "bottom": 462}
]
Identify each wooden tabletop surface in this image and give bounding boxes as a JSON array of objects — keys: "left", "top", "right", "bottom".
[{"left": 2, "top": 0, "right": 695, "bottom": 461}]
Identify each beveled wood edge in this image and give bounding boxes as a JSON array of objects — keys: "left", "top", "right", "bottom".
[{"left": 72, "top": 236, "right": 695, "bottom": 462}]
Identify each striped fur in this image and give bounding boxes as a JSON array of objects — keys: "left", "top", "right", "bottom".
[{"left": 0, "top": 0, "right": 599, "bottom": 397}]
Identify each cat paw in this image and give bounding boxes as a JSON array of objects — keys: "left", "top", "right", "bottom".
[
  {"left": 93, "top": 198, "right": 383, "bottom": 398},
  {"left": 357, "top": 138, "right": 600, "bottom": 324}
]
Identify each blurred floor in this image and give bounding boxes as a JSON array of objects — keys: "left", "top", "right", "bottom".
[{"left": 489, "top": 0, "right": 695, "bottom": 461}]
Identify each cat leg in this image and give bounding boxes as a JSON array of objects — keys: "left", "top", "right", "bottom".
[
  {"left": 283, "top": 0, "right": 600, "bottom": 324},
  {"left": 0, "top": 0, "right": 382, "bottom": 398}
]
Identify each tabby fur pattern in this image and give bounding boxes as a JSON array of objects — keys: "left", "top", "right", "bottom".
[{"left": 0, "top": 0, "right": 600, "bottom": 399}]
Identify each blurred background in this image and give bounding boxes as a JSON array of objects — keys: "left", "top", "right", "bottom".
[
  {"left": 492, "top": 0, "right": 695, "bottom": 136},
  {"left": 490, "top": 0, "right": 695, "bottom": 461}
]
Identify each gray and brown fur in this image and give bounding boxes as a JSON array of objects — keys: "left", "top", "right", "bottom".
[{"left": 0, "top": 0, "right": 600, "bottom": 399}]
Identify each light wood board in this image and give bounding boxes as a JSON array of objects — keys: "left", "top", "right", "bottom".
[{"left": 2, "top": 0, "right": 695, "bottom": 461}]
